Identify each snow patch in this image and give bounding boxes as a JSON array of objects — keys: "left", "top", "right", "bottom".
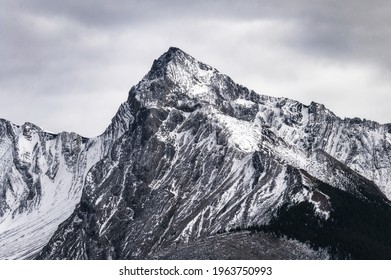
[
  {"left": 235, "top": 98, "right": 255, "bottom": 107},
  {"left": 214, "top": 112, "right": 262, "bottom": 153},
  {"left": 386, "top": 133, "right": 391, "bottom": 144}
]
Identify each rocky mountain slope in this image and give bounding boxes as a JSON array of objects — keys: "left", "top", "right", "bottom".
[
  {"left": 0, "top": 104, "right": 131, "bottom": 259},
  {"left": 1, "top": 47, "right": 391, "bottom": 259}
]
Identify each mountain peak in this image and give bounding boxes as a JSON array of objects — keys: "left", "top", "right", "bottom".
[
  {"left": 166, "top": 46, "right": 185, "bottom": 56},
  {"left": 132, "top": 47, "right": 229, "bottom": 109},
  {"left": 144, "top": 47, "right": 192, "bottom": 80},
  {"left": 143, "top": 47, "right": 217, "bottom": 84},
  {"left": 164, "top": 46, "right": 191, "bottom": 61}
]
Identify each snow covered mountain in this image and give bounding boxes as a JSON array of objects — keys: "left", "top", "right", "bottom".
[
  {"left": 1, "top": 47, "right": 391, "bottom": 259},
  {"left": 0, "top": 105, "right": 131, "bottom": 259}
]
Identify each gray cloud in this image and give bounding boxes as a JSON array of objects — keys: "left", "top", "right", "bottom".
[{"left": 1, "top": 0, "right": 391, "bottom": 136}]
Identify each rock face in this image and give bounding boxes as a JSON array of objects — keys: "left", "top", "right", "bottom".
[
  {"left": 0, "top": 120, "right": 91, "bottom": 259},
  {"left": 1, "top": 47, "right": 391, "bottom": 259}
]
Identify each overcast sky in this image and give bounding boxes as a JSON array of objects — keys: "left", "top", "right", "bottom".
[{"left": 1, "top": 0, "right": 391, "bottom": 137}]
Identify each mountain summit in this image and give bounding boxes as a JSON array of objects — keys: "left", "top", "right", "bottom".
[
  {"left": 146, "top": 47, "right": 192, "bottom": 80},
  {"left": 1, "top": 47, "right": 391, "bottom": 259}
]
